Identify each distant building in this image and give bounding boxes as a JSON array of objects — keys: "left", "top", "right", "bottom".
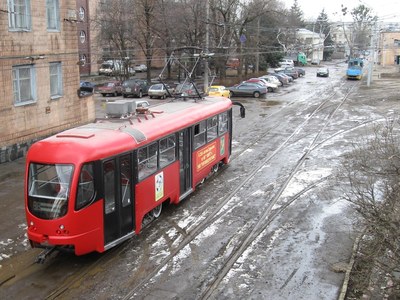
[
  {"left": 0, "top": 0, "right": 95, "bottom": 163},
  {"left": 378, "top": 30, "right": 400, "bottom": 66},
  {"left": 330, "top": 24, "right": 348, "bottom": 59},
  {"left": 296, "top": 29, "right": 325, "bottom": 64}
]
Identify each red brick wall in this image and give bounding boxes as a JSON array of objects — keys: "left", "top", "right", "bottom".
[{"left": 0, "top": 0, "right": 95, "bottom": 155}]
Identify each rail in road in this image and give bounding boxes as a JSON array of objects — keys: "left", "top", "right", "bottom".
[{"left": 1, "top": 77, "right": 363, "bottom": 299}]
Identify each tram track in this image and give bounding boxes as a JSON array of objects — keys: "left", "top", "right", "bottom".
[
  {"left": 0, "top": 79, "right": 360, "bottom": 299},
  {"left": 199, "top": 82, "right": 358, "bottom": 299},
  {"left": 116, "top": 81, "right": 359, "bottom": 299}
]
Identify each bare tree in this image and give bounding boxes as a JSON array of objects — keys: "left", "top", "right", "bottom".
[
  {"left": 276, "top": 0, "right": 305, "bottom": 53},
  {"left": 337, "top": 117, "right": 400, "bottom": 298},
  {"left": 340, "top": 4, "right": 377, "bottom": 58},
  {"left": 210, "top": 0, "right": 275, "bottom": 78},
  {"left": 133, "top": 0, "right": 160, "bottom": 82},
  {"left": 94, "top": 0, "right": 137, "bottom": 80}
]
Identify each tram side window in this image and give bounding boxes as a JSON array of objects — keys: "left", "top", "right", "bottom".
[
  {"left": 194, "top": 120, "right": 206, "bottom": 149},
  {"left": 76, "top": 163, "right": 95, "bottom": 210},
  {"left": 160, "top": 134, "right": 176, "bottom": 168},
  {"left": 138, "top": 142, "right": 158, "bottom": 181},
  {"left": 207, "top": 116, "right": 218, "bottom": 142},
  {"left": 218, "top": 112, "right": 228, "bottom": 135}
]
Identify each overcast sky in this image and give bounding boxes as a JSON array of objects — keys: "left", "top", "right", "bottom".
[{"left": 290, "top": 0, "right": 400, "bottom": 22}]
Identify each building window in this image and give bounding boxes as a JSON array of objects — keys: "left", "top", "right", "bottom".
[
  {"left": 394, "top": 39, "right": 400, "bottom": 47},
  {"left": 8, "top": 0, "right": 31, "bottom": 31},
  {"left": 46, "top": 0, "right": 60, "bottom": 31},
  {"left": 80, "top": 54, "right": 87, "bottom": 66},
  {"left": 79, "top": 30, "right": 86, "bottom": 43},
  {"left": 49, "top": 62, "right": 63, "bottom": 99},
  {"left": 79, "top": 7, "right": 85, "bottom": 21},
  {"left": 12, "top": 65, "right": 36, "bottom": 105}
]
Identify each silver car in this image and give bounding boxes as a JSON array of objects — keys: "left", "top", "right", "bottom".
[
  {"left": 148, "top": 84, "right": 175, "bottom": 99},
  {"left": 227, "top": 82, "right": 267, "bottom": 98},
  {"left": 316, "top": 67, "right": 329, "bottom": 77}
]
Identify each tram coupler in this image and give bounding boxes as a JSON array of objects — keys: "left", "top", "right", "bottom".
[{"left": 35, "top": 247, "right": 56, "bottom": 264}]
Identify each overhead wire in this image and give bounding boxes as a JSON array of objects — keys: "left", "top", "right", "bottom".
[{"left": 1, "top": 2, "right": 397, "bottom": 71}]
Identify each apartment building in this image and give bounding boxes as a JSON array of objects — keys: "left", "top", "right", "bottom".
[
  {"left": 0, "top": 0, "right": 95, "bottom": 163},
  {"left": 296, "top": 29, "right": 325, "bottom": 64},
  {"left": 378, "top": 30, "right": 400, "bottom": 66}
]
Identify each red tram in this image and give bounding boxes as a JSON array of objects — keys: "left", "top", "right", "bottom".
[{"left": 25, "top": 96, "right": 245, "bottom": 255}]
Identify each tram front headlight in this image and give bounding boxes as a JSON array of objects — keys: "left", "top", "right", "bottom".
[{"left": 59, "top": 224, "right": 65, "bottom": 230}]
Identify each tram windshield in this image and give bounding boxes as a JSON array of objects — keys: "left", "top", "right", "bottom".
[{"left": 28, "top": 163, "right": 73, "bottom": 220}]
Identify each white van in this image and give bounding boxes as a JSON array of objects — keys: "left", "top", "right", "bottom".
[
  {"left": 279, "top": 59, "right": 294, "bottom": 67},
  {"left": 99, "top": 60, "right": 123, "bottom": 76}
]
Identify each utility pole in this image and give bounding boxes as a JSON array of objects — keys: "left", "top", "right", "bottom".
[
  {"left": 204, "top": 0, "right": 210, "bottom": 92},
  {"left": 255, "top": 17, "right": 260, "bottom": 73},
  {"left": 367, "top": 23, "right": 377, "bottom": 87}
]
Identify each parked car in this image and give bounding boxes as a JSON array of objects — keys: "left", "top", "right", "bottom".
[
  {"left": 227, "top": 82, "right": 267, "bottom": 98},
  {"left": 268, "top": 73, "right": 289, "bottom": 86},
  {"left": 245, "top": 78, "right": 278, "bottom": 92},
  {"left": 97, "top": 81, "right": 123, "bottom": 97},
  {"left": 79, "top": 81, "right": 96, "bottom": 96},
  {"left": 280, "top": 72, "right": 294, "bottom": 82},
  {"left": 275, "top": 67, "right": 299, "bottom": 79},
  {"left": 259, "top": 75, "right": 282, "bottom": 87},
  {"left": 294, "top": 67, "right": 306, "bottom": 77},
  {"left": 134, "top": 64, "right": 147, "bottom": 72},
  {"left": 174, "top": 82, "right": 202, "bottom": 97},
  {"left": 272, "top": 71, "right": 293, "bottom": 83},
  {"left": 122, "top": 79, "right": 150, "bottom": 98},
  {"left": 127, "top": 67, "right": 136, "bottom": 76},
  {"left": 148, "top": 83, "right": 174, "bottom": 99},
  {"left": 316, "top": 67, "right": 329, "bottom": 77},
  {"left": 279, "top": 59, "right": 294, "bottom": 67},
  {"left": 208, "top": 85, "right": 230, "bottom": 98}
]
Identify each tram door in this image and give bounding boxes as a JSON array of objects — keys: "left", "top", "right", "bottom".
[
  {"left": 179, "top": 128, "right": 192, "bottom": 196},
  {"left": 103, "top": 154, "right": 134, "bottom": 245}
]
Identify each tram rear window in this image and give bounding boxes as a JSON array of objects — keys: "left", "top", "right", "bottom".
[
  {"left": 218, "top": 112, "right": 228, "bottom": 135},
  {"left": 28, "top": 163, "right": 73, "bottom": 220},
  {"left": 207, "top": 116, "right": 218, "bottom": 142},
  {"left": 194, "top": 121, "right": 206, "bottom": 149}
]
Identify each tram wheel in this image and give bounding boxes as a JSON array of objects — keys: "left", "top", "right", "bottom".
[
  {"left": 212, "top": 163, "right": 219, "bottom": 173},
  {"left": 152, "top": 204, "right": 162, "bottom": 218}
]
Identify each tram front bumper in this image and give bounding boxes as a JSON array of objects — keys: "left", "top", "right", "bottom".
[{"left": 28, "top": 228, "right": 103, "bottom": 255}]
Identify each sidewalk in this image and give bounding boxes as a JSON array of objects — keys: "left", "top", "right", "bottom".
[
  {"left": 372, "top": 64, "right": 400, "bottom": 79},
  {"left": 0, "top": 157, "right": 27, "bottom": 262}
]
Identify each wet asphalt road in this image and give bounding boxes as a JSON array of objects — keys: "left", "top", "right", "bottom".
[{"left": 1, "top": 61, "right": 398, "bottom": 299}]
